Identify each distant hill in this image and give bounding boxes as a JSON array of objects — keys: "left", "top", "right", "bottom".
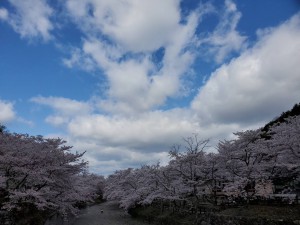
[{"left": 262, "top": 103, "right": 300, "bottom": 133}]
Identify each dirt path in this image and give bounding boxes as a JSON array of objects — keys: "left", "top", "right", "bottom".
[{"left": 46, "top": 201, "right": 148, "bottom": 225}]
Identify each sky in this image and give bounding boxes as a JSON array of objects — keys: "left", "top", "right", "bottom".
[{"left": 0, "top": 0, "right": 300, "bottom": 175}]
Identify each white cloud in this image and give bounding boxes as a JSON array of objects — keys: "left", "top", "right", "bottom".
[
  {"left": 68, "top": 140, "right": 170, "bottom": 174},
  {"left": 4, "top": 0, "right": 54, "bottom": 41},
  {"left": 31, "top": 96, "right": 92, "bottom": 116},
  {"left": 60, "top": 107, "right": 243, "bottom": 175},
  {"left": 200, "top": 0, "right": 247, "bottom": 63},
  {"left": 62, "top": 48, "right": 97, "bottom": 72},
  {"left": 67, "top": 109, "right": 199, "bottom": 150},
  {"left": 62, "top": 0, "right": 246, "bottom": 116},
  {"left": 66, "top": 0, "right": 181, "bottom": 52},
  {"left": 31, "top": 98, "right": 202, "bottom": 174},
  {"left": 0, "top": 100, "right": 16, "bottom": 123},
  {"left": 45, "top": 115, "right": 68, "bottom": 127},
  {"left": 64, "top": 3, "right": 207, "bottom": 114},
  {"left": 31, "top": 93, "right": 251, "bottom": 175},
  {"left": 192, "top": 13, "right": 300, "bottom": 125},
  {"left": 0, "top": 8, "right": 8, "bottom": 21}
]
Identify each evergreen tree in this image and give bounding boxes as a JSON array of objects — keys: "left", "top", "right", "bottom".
[{"left": 0, "top": 124, "right": 6, "bottom": 133}]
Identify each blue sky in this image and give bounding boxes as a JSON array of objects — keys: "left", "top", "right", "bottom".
[{"left": 0, "top": 0, "right": 300, "bottom": 175}]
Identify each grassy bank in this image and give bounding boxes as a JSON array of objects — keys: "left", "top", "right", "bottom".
[{"left": 128, "top": 204, "right": 300, "bottom": 225}]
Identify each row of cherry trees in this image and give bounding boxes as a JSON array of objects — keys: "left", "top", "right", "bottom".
[
  {"left": 105, "top": 115, "right": 300, "bottom": 211},
  {"left": 1, "top": 111, "right": 298, "bottom": 222},
  {"left": 0, "top": 129, "right": 105, "bottom": 224}
]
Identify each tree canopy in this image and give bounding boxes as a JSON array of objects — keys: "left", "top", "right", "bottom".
[
  {"left": 0, "top": 131, "right": 104, "bottom": 224},
  {"left": 105, "top": 111, "right": 300, "bottom": 211}
]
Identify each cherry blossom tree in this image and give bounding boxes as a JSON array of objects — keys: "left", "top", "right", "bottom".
[
  {"left": 104, "top": 168, "right": 139, "bottom": 209},
  {"left": 168, "top": 136, "right": 210, "bottom": 198},
  {"left": 217, "top": 115, "right": 300, "bottom": 200},
  {"left": 0, "top": 131, "right": 101, "bottom": 224},
  {"left": 217, "top": 129, "right": 276, "bottom": 200},
  {"left": 104, "top": 112, "right": 300, "bottom": 212},
  {"left": 265, "top": 115, "right": 300, "bottom": 192}
]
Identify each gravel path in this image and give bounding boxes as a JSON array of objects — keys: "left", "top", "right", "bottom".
[{"left": 46, "top": 201, "right": 148, "bottom": 225}]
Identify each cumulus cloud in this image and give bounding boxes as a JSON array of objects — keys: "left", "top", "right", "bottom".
[
  {"left": 61, "top": 0, "right": 246, "bottom": 115},
  {"left": 3, "top": 0, "right": 54, "bottom": 41},
  {"left": 55, "top": 106, "right": 244, "bottom": 174},
  {"left": 31, "top": 96, "right": 200, "bottom": 173},
  {"left": 30, "top": 97, "right": 200, "bottom": 152},
  {"left": 63, "top": 2, "right": 208, "bottom": 114},
  {"left": 32, "top": 94, "right": 248, "bottom": 175},
  {"left": 0, "top": 100, "right": 16, "bottom": 123},
  {"left": 65, "top": 0, "right": 181, "bottom": 52},
  {"left": 192, "top": 13, "right": 300, "bottom": 125},
  {"left": 67, "top": 109, "right": 199, "bottom": 151}
]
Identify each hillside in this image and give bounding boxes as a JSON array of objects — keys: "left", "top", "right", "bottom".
[{"left": 262, "top": 103, "right": 300, "bottom": 132}]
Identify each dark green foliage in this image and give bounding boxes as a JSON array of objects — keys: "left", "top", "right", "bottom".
[
  {"left": 262, "top": 103, "right": 300, "bottom": 133},
  {"left": 0, "top": 124, "right": 6, "bottom": 133}
]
